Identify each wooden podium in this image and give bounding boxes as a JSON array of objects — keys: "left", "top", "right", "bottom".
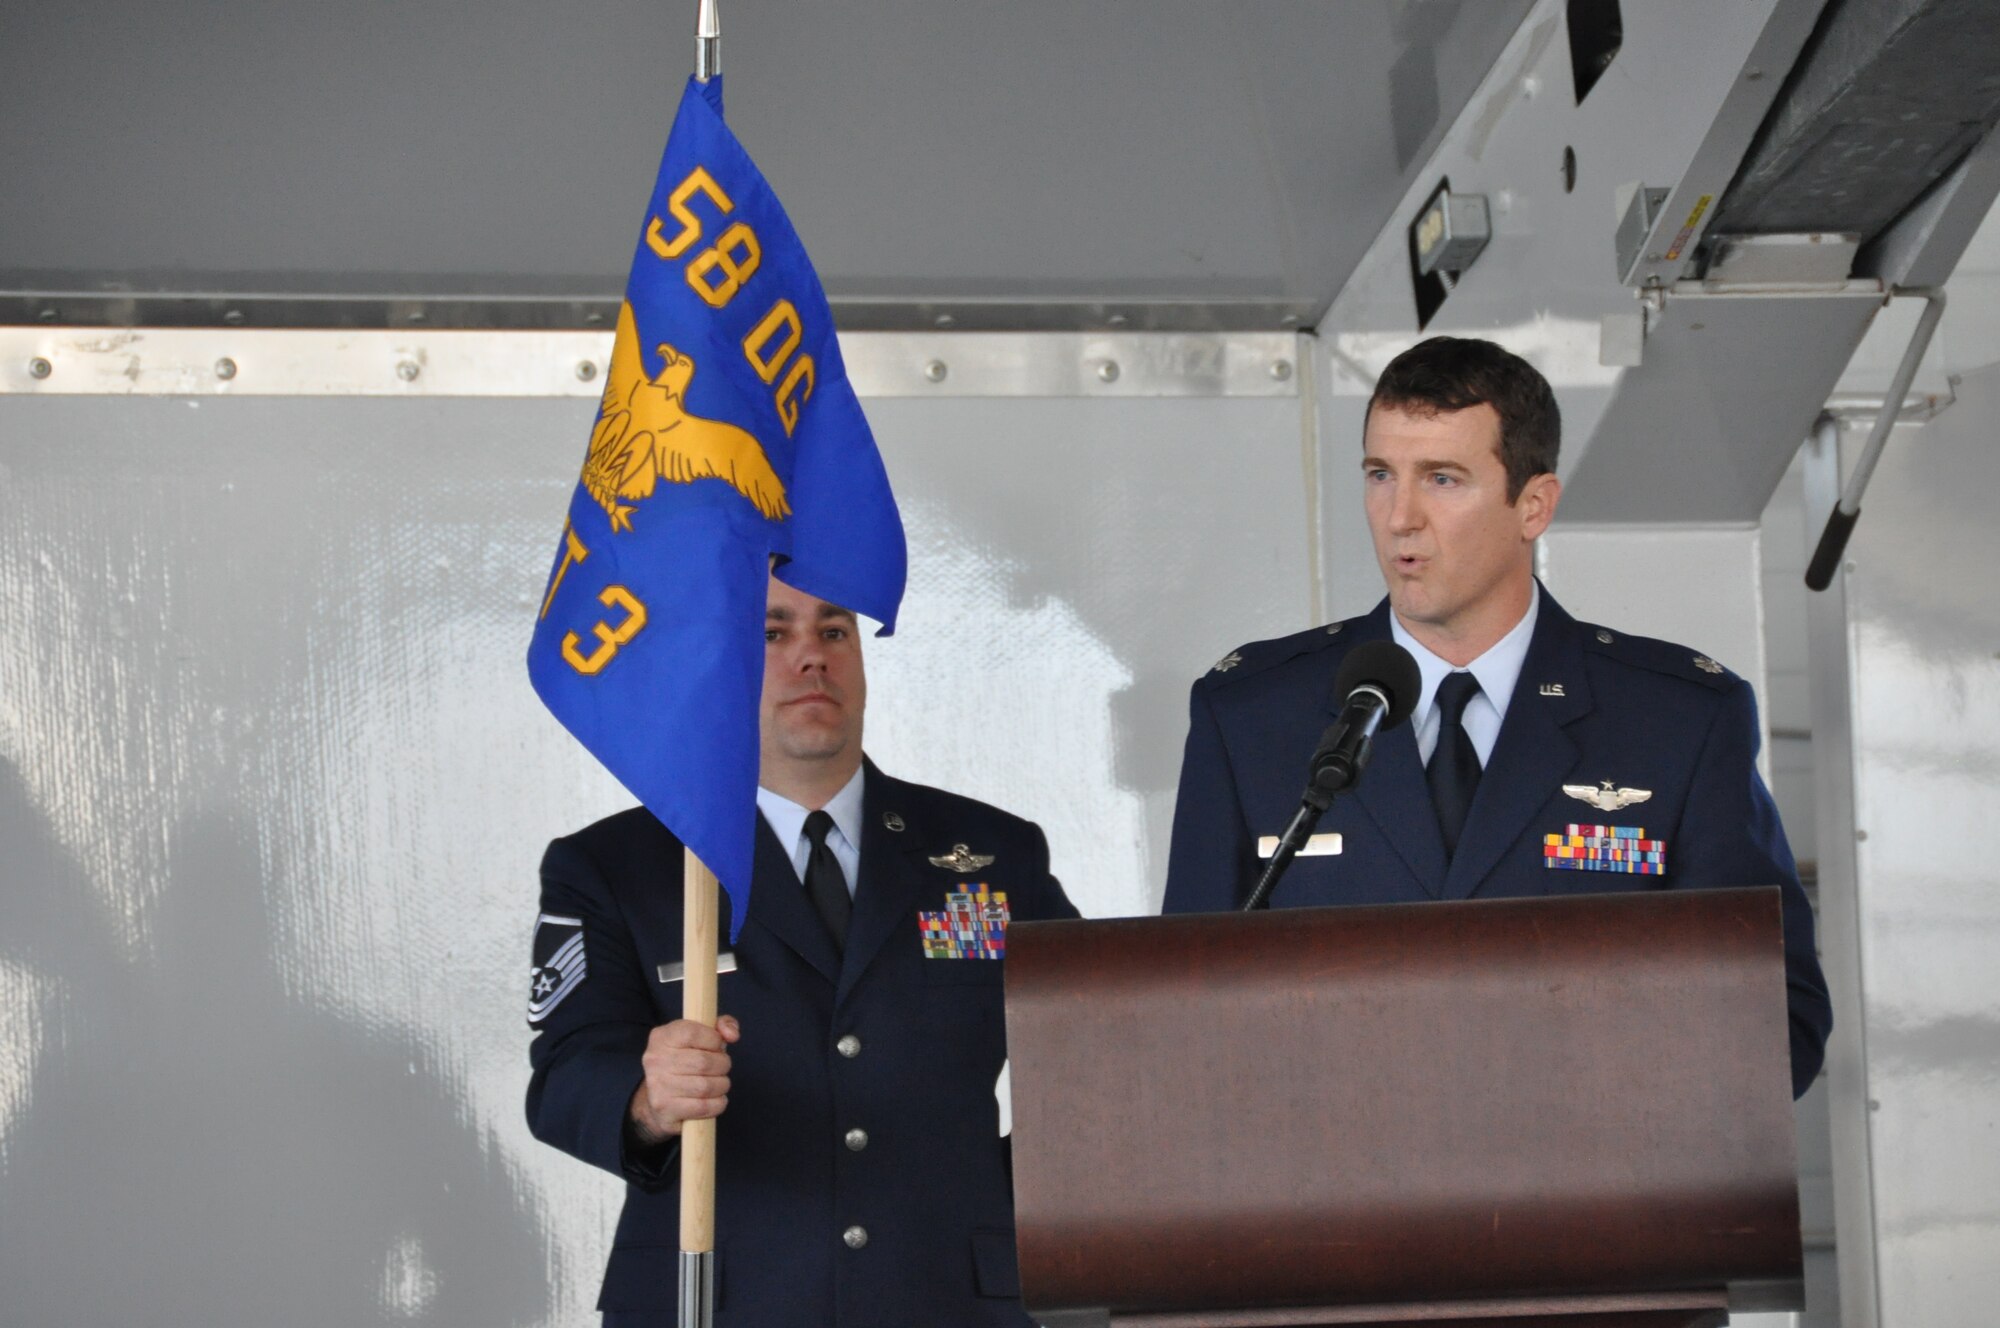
[{"left": 1002, "top": 888, "right": 1803, "bottom": 1328}]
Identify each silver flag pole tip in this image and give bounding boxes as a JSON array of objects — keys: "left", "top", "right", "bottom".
[{"left": 695, "top": 0, "right": 720, "bottom": 81}]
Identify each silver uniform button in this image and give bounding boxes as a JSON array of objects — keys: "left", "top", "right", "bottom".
[
  {"left": 843, "top": 1225, "right": 869, "bottom": 1249},
  {"left": 845, "top": 1128, "right": 869, "bottom": 1151},
  {"left": 836, "top": 1034, "right": 861, "bottom": 1059}
]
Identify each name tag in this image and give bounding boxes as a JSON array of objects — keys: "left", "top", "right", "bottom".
[
  {"left": 1256, "top": 832, "right": 1342, "bottom": 859},
  {"left": 658, "top": 952, "right": 738, "bottom": 984}
]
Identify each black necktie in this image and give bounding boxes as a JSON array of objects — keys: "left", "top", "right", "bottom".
[
  {"left": 802, "top": 810, "right": 851, "bottom": 950},
  {"left": 1426, "top": 672, "right": 1483, "bottom": 859}
]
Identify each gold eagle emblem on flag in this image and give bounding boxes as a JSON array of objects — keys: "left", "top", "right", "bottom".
[{"left": 582, "top": 301, "right": 792, "bottom": 530}]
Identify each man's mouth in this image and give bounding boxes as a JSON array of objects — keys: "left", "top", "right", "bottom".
[{"left": 784, "top": 691, "right": 837, "bottom": 709}]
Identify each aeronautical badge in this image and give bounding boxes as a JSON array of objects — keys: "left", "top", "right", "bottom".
[
  {"left": 1211, "top": 650, "right": 1244, "bottom": 674},
  {"left": 1693, "top": 654, "right": 1725, "bottom": 674},
  {"left": 1544, "top": 824, "right": 1666, "bottom": 876},
  {"left": 918, "top": 885, "right": 1010, "bottom": 959},
  {"left": 527, "top": 913, "right": 587, "bottom": 1024},
  {"left": 928, "top": 843, "right": 996, "bottom": 873},
  {"left": 1562, "top": 780, "right": 1653, "bottom": 812}
]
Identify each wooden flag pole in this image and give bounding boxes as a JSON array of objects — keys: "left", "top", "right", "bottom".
[
  {"left": 678, "top": 846, "right": 720, "bottom": 1327},
  {"left": 682, "top": 6, "right": 722, "bottom": 1326}
]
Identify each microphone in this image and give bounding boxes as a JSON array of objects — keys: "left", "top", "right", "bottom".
[
  {"left": 1308, "top": 641, "right": 1423, "bottom": 800},
  {"left": 1241, "top": 640, "right": 1421, "bottom": 911}
]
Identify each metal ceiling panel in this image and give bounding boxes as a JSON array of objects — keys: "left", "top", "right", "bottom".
[{"left": 0, "top": 1, "right": 1531, "bottom": 329}]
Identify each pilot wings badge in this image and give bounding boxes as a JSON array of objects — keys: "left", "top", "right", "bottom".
[
  {"left": 581, "top": 301, "right": 792, "bottom": 531},
  {"left": 929, "top": 843, "right": 996, "bottom": 873},
  {"left": 1563, "top": 780, "right": 1654, "bottom": 812}
]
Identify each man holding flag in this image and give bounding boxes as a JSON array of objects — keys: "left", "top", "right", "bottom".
[{"left": 522, "top": 54, "right": 1076, "bottom": 1328}]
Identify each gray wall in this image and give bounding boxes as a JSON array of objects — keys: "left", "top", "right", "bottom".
[{"left": 0, "top": 384, "right": 1311, "bottom": 1324}]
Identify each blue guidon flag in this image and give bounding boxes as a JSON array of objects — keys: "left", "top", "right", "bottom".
[{"left": 529, "top": 75, "right": 906, "bottom": 941}]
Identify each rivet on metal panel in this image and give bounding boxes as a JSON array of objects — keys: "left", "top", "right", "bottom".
[
  {"left": 214, "top": 358, "right": 238, "bottom": 380},
  {"left": 923, "top": 360, "right": 948, "bottom": 383},
  {"left": 1844, "top": 561, "right": 1856, "bottom": 573},
  {"left": 1280, "top": 313, "right": 1300, "bottom": 326},
  {"left": 224, "top": 309, "right": 245, "bottom": 326},
  {"left": 1106, "top": 313, "right": 1128, "bottom": 328},
  {"left": 1270, "top": 359, "right": 1293, "bottom": 383},
  {"left": 397, "top": 360, "right": 422, "bottom": 382},
  {"left": 28, "top": 356, "right": 53, "bottom": 379},
  {"left": 576, "top": 361, "right": 599, "bottom": 382},
  {"left": 1856, "top": 830, "right": 1869, "bottom": 841},
  {"left": 934, "top": 313, "right": 955, "bottom": 329},
  {"left": 1097, "top": 360, "right": 1120, "bottom": 384},
  {"left": 407, "top": 309, "right": 427, "bottom": 324},
  {"left": 1746, "top": 68, "right": 1764, "bottom": 81},
  {"left": 37, "top": 307, "right": 57, "bottom": 322},
  {"left": 585, "top": 309, "right": 605, "bottom": 325}
]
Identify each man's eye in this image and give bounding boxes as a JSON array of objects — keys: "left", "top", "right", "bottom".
[
  {"left": 765, "top": 629, "right": 782, "bottom": 643},
  {"left": 823, "top": 628, "right": 848, "bottom": 642}
]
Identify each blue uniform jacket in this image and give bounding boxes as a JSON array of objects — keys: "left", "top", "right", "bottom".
[
  {"left": 1163, "top": 592, "right": 1832, "bottom": 1098},
  {"left": 527, "top": 762, "right": 1079, "bottom": 1327}
]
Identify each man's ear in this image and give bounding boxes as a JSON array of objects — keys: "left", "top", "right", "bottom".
[{"left": 1518, "top": 471, "right": 1562, "bottom": 541}]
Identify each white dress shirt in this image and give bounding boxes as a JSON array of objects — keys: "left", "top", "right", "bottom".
[
  {"left": 756, "top": 765, "right": 865, "bottom": 897},
  {"left": 1392, "top": 582, "right": 1540, "bottom": 768}
]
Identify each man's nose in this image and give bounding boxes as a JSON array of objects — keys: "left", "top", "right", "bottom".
[{"left": 1388, "top": 484, "right": 1423, "bottom": 533}]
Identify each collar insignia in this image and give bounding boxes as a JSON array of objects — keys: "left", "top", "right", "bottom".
[
  {"left": 1562, "top": 780, "right": 1653, "bottom": 812},
  {"left": 1212, "top": 650, "right": 1243, "bottom": 674},
  {"left": 929, "top": 843, "right": 996, "bottom": 873},
  {"left": 1540, "top": 682, "right": 1565, "bottom": 697},
  {"left": 882, "top": 811, "right": 905, "bottom": 832}
]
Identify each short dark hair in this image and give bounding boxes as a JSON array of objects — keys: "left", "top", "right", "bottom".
[{"left": 1367, "top": 336, "right": 1560, "bottom": 502}]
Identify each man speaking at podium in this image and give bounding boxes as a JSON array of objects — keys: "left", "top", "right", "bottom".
[{"left": 1162, "top": 336, "right": 1831, "bottom": 1098}]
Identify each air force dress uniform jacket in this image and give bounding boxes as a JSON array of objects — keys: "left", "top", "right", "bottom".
[
  {"left": 526, "top": 762, "right": 1079, "bottom": 1327},
  {"left": 1163, "top": 590, "right": 1833, "bottom": 1099}
]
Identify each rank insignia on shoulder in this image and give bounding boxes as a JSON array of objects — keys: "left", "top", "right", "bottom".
[
  {"left": 929, "top": 843, "right": 996, "bottom": 872},
  {"left": 1544, "top": 824, "right": 1666, "bottom": 876},
  {"left": 1211, "top": 650, "right": 1244, "bottom": 674},
  {"left": 1693, "top": 654, "right": 1725, "bottom": 674},
  {"left": 528, "top": 913, "right": 586, "bottom": 1024},
  {"left": 919, "top": 885, "right": 1010, "bottom": 959},
  {"left": 1562, "top": 780, "right": 1653, "bottom": 812}
]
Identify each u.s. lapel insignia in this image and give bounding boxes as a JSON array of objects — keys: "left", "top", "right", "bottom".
[
  {"left": 919, "top": 884, "right": 1010, "bottom": 959},
  {"left": 929, "top": 842, "right": 996, "bottom": 873},
  {"left": 1693, "top": 654, "right": 1725, "bottom": 674},
  {"left": 1212, "top": 650, "right": 1243, "bottom": 674},
  {"left": 882, "top": 811, "right": 905, "bottom": 832},
  {"left": 1540, "top": 682, "right": 1565, "bottom": 697},
  {"left": 1562, "top": 779, "right": 1653, "bottom": 812}
]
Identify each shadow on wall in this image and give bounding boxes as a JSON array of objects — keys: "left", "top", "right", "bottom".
[{"left": 0, "top": 760, "right": 552, "bottom": 1327}]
